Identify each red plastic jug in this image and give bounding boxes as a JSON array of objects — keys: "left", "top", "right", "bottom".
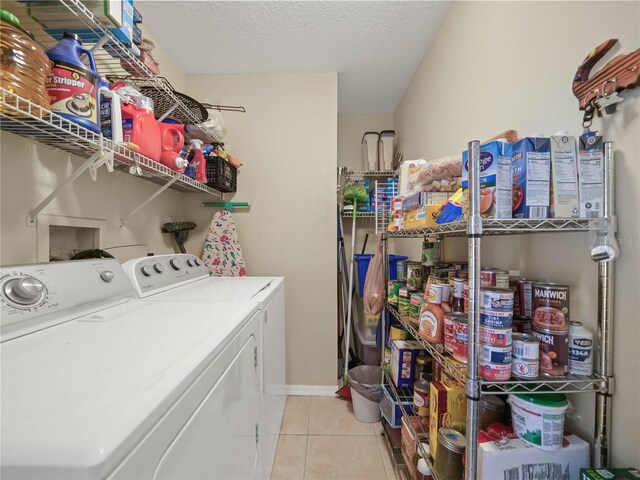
[
  {"left": 158, "top": 123, "right": 188, "bottom": 172},
  {"left": 121, "top": 103, "right": 161, "bottom": 162}
]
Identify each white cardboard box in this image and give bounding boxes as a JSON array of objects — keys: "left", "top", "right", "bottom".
[{"left": 478, "top": 423, "right": 589, "bottom": 480}]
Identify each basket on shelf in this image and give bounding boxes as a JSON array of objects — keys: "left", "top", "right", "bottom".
[{"left": 205, "top": 155, "right": 237, "bottom": 193}]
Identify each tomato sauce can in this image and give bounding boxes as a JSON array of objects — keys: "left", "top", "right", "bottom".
[
  {"left": 480, "top": 325, "right": 512, "bottom": 346},
  {"left": 480, "top": 309, "right": 513, "bottom": 328},
  {"left": 532, "top": 327, "right": 569, "bottom": 377},
  {"left": 480, "top": 288, "right": 514, "bottom": 311},
  {"left": 444, "top": 312, "right": 464, "bottom": 353},
  {"left": 453, "top": 316, "right": 469, "bottom": 363},
  {"left": 480, "top": 344, "right": 512, "bottom": 364},
  {"left": 480, "top": 361, "right": 512, "bottom": 381},
  {"left": 532, "top": 283, "right": 570, "bottom": 331}
]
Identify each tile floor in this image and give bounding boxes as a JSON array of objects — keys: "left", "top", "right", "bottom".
[{"left": 271, "top": 396, "right": 398, "bottom": 480}]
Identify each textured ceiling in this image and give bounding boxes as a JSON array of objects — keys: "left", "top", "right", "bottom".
[{"left": 137, "top": 1, "right": 451, "bottom": 112}]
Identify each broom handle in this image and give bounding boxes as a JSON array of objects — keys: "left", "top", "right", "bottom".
[{"left": 343, "top": 200, "right": 358, "bottom": 381}]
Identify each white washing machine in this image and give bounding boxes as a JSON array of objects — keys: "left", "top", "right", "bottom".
[
  {"left": 1, "top": 259, "right": 263, "bottom": 479},
  {"left": 122, "top": 254, "right": 286, "bottom": 479}
]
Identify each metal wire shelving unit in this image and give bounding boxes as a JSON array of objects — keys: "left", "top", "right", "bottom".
[{"left": 380, "top": 141, "right": 617, "bottom": 479}]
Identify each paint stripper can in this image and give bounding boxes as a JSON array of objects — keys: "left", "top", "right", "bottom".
[{"left": 568, "top": 321, "right": 593, "bottom": 376}]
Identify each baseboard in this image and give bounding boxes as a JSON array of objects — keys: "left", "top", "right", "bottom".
[{"left": 284, "top": 385, "right": 338, "bottom": 396}]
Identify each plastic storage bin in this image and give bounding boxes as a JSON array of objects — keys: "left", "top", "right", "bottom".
[
  {"left": 378, "top": 130, "right": 395, "bottom": 171},
  {"left": 388, "top": 255, "right": 408, "bottom": 281},
  {"left": 354, "top": 254, "right": 373, "bottom": 297},
  {"left": 205, "top": 155, "right": 237, "bottom": 193},
  {"left": 355, "top": 316, "right": 381, "bottom": 366},
  {"left": 362, "top": 131, "right": 379, "bottom": 171}
]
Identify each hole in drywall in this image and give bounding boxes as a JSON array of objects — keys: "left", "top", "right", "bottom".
[{"left": 49, "top": 225, "right": 100, "bottom": 261}]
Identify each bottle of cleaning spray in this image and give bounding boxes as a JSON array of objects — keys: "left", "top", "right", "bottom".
[{"left": 189, "top": 139, "right": 208, "bottom": 184}]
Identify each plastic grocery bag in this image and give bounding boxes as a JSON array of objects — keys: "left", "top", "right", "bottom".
[
  {"left": 363, "top": 237, "right": 385, "bottom": 316},
  {"left": 348, "top": 365, "right": 382, "bottom": 402}
]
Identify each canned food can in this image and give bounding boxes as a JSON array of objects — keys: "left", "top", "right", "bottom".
[
  {"left": 532, "top": 283, "right": 570, "bottom": 331},
  {"left": 480, "top": 269, "right": 510, "bottom": 289},
  {"left": 406, "top": 261, "right": 424, "bottom": 291},
  {"left": 453, "top": 316, "right": 469, "bottom": 363},
  {"left": 480, "top": 309, "right": 513, "bottom": 328},
  {"left": 480, "top": 344, "right": 512, "bottom": 364},
  {"left": 421, "top": 241, "right": 440, "bottom": 267},
  {"left": 480, "top": 325, "right": 512, "bottom": 347},
  {"left": 457, "top": 269, "right": 469, "bottom": 279},
  {"left": 387, "top": 281, "right": 400, "bottom": 305},
  {"left": 569, "top": 321, "right": 593, "bottom": 376},
  {"left": 480, "top": 361, "right": 512, "bottom": 381},
  {"left": 532, "top": 326, "right": 569, "bottom": 377},
  {"left": 512, "top": 357, "right": 539, "bottom": 379},
  {"left": 432, "top": 266, "right": 450, "bottom": 278},
  {"left": 513, "top": 316, "right": 532, "bottom": 334},
  {"left": 399, "top": 286, "right": 410, "bottom": 299},
  {"left": 424, "top": 275, "right": 448, "bottom": 296},
  {"left": 443, "top": 312, "right": 462, "bottom": 353},
  {"left": 512, "top": 333, "right": 539, "bottom": 359},
  {"left": 513, "top": 279, "right": 535, "bottom": 318},
  {"left": 480, "top": 288, "right": 514, "bottom": 311},
  {"left": 398, "top": 296, "right": 411, "bottom": 316},
  {"left": 397, "top": 260, "right": 408, "bottom": 283},
  {"left": 463, "top": 280, "right": 469, "bottom": 313},
  {"left": 409, "top": 293, "right": 424, "bottom": 325}
]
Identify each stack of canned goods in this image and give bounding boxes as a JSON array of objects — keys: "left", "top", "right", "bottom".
[
  {"left": 530, "top": 283, "right": 570, "bottom": 377},
  {"left": 479, "top": 288, "right": 514, "bottom": 381}
]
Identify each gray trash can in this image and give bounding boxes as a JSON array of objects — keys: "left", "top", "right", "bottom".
[{"left": 348, "top": 365, "right": 382, "bottom": 423}]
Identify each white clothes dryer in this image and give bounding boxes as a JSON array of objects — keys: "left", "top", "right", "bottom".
[
  {"left": 122, "top": 254, "right": 286, "bottom": 479},
  {"left": 1, "top": 259, "right": 262, "bottom": 479}
]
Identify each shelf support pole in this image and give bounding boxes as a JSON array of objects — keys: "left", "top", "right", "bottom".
[
  {"left": 26, "top": 150, "right": 104, "bottom": 227},
  {"left": 465, "top": 140, "right": 482, "bottom": 480},
  {"left": 594, "top": 141, "right": 615, "bottom": 467},
  {"left": 119, "top": 174, "right": 180, "bottom": 228}
]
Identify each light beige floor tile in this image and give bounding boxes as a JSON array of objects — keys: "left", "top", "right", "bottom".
[
  {"left": 308, "top": 396, "right": 376, "bottom": 436},
  {"left": 270, "top": 435, "right": 307, "bottom": 480},
  {"left": 280, "top": 396, "right": 311, "bottom": 434},
  {"left": 376, "top": 433, "right": 399, "bottom": 480},
  {"left": 373, "top": 421, "right": 384, "bottom": 435},
  {"left": 305, "top": 435, "right": 387, "bottom": 480}
]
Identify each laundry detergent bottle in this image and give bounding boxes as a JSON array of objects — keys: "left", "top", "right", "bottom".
[{"left": 45, "top": 32, "right": 100, "bottom": 133}]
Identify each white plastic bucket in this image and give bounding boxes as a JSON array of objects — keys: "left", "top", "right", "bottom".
[
  {"left": 378, "top": 130, "right": 395, "bottom": 171},
  {"left": 350, "top": 387, "right": 380, "bottom": 423},
  {"left": 508, "top": 393, "right": 569, "bottom": 451},
  {"left": 362, "top": 132, "right": 379, "bottom": 171}
]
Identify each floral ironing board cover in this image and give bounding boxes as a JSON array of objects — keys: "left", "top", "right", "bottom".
[{"left": 202, "top": 210, "right": 247, "bottom": 277}]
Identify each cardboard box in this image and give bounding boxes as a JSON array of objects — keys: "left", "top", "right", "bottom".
[
  {"left": 403, "top": 205, "right": 440, "bottom": 230},
  {"left": 512, "top": 137, "right": 551, "bottom": 218},
  {"left": 550, "top": 134, "right": 580, "bottom": 218},
  {"left": 429, "top": 381, "right": 466, "bottom": 459},
  {"left": 462, "top": 140, "right": 512, "bottom": 219},
  {"left": 401, "top": 416, "right": 429, "bottom": 462},
  {"left": 581, "top": 468, "right": 640, "bottom": 479},
  {"left": 380, "top": 384, "right": 413, "bottom": 428},
  {"left": 478, "top": 424, "right": 589, "bottom": 480},
  {"left": 391, "top": 340, "right": 425, "bottom": 388},
  {"left": 403, "top": 192, "right": 449, "bottom": 211},
  {"left": 577, "top": 135, "right": 604, "bottom": 218}
]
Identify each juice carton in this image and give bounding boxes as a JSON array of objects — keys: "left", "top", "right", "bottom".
[
  {"left": 550, "top": 134, "right": 580, "bottom": 218},
  {"left": 512, "top": 136, "right": 551, "bottom": 218},
  {"left": 577, "top": 134, "right": 604, "bottom": 218},
  {"left": 462, "top": 141, "right": 512, "bottom": 219}
]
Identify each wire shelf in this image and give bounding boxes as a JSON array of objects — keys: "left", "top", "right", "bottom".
[
  {"left": 341, "top": 211, "right": 377, "bottom": 219},
  {"left": 384, "top": 218, "right": 593, "bottom": 237},
  {"left": 344, "top": 170, "right": 397, "bottom": 181},
  {"left": 387, "top": 306, "right": 606, "bottom": 395},
  {"left": 0, "top": 88, "right": 222, "bottom": 196},
  {"left": 5, "top": 0, "right": 220, "bottom": 142}
]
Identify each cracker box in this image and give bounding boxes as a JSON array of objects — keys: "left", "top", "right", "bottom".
[
  {"left": 462, "top": 140, "right": 512, "bottom": 219},
  {"left": 550, "top": 134, "right": 580, "bottom": 218},
  {"left": 429, "top": 381, "right": 466, "bottom": 459},
  {"left": 512, "top": 137, "right": 551, "bottom": 219},
  {"left": 577, "top": 134, "right": 604, "bottom": 218},
  {"left": 581, "top": 468, "right": 640, "bottom": 479},
  {"left": 478, "top": 423, "right": 589, "bottom": 480},
  {"left": 391, "top": 340, "right": 425, "bottom": 388},
  {"left": 403, "top": 205, "right": 440, "bottom": 230}
]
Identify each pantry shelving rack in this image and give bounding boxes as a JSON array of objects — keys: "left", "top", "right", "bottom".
[{"left": 380, "top": 141, "right": 616, "bottom": 480}]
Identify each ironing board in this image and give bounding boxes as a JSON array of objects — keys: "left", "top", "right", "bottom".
[{"left": 202, "top": 210, "right": 247, "bottom": 277}]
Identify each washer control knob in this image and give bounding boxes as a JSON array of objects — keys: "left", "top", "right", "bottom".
[
  {"left": 194, "top": 258, "right": 201, "bottom": 266},
  {"left": 153, "top": 263, "right": 165, "bottom": 274},
  {"left": 140, "top": 265, "right": 153, "bottom": 277},
  {"left": 100, "top": 270, "right": 115, "bottom": 283},
  {"left": 186, "top": 259, "right": 194, "bottom": 267},
  {"left": 4, "top": 276, "right": 45, "bottom": 305},
  {"left": 170, "top": 259, "right": 182, "bottom": 271}
]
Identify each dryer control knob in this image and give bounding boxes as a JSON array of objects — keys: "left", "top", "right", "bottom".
[
  {"left": 170, "top": 259, "right": 182, "bottom": 271},
  {"left": 140, "top": 265, "right": 153, "bottom": 277},
  {"left": 100, "top": 270, "right": 115, "bottom": 282},
  {"left": 3, "top": 276, "right": 45, "bottom": 305},
  {"left": 153, "top": 263, "right": 164, "bottom": 274},
  {"left": 194, "top": 258, "right": 201, "bottom": 266},
  {"left": 186, "top": 259, "right": 194, "bottom": 267}
]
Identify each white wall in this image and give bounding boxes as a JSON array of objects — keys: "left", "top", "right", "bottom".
[
  {"left": 393, "top": 1, "right": 640, "bottom": 466},
  {"left": 185, "top": 73, "right": 338, "bottom": 387}
]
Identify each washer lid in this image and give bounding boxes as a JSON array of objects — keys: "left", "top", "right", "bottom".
[{"left": 1, "top": 299, "right": 259, "bottom": 479}]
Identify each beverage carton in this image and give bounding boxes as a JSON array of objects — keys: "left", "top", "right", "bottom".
[
  {"left": 577, "top": 134, "right": 604, "bottom": 218},
  {"left": 550, "top": 134, "right": 580, "bottom": 218},
  {"left": 512, "top": 137, "right": 551, "bottom": 218}
]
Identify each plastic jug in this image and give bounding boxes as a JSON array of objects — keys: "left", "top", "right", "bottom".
[
  {"left": 378, "top": 130, "right": 395, "bottom": 171},
  {"left": 45, "top": 32, "right": 100, "bottom": 133},
  {"left": 121, "top": 103, "right": 161, "bottom": 162},
  {"left": 99, "top": 78, "right": 123, "bottom": 142},
  {"left": 361, "top": 131, "right": 379, "bottom": 171},
  {"left": 158, "top": 122, "right": 188, "bottom": 172}
]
